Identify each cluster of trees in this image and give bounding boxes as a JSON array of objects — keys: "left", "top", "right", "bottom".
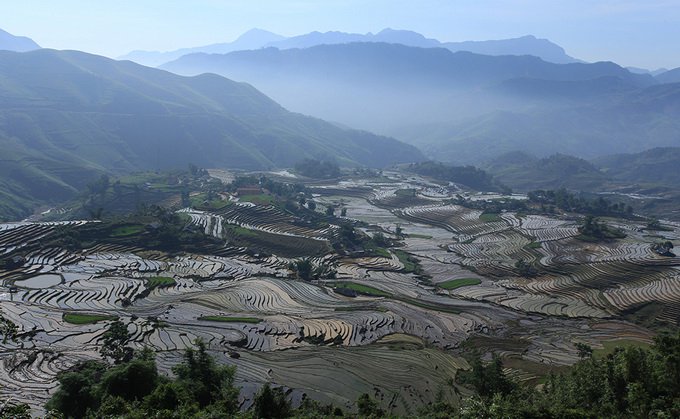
[
  {"left": 288, "top": 258, "right": 337, "bottom": 281},
  {"left": 409, "top": 161, "right": 509, "bottom": 193},
  {"left": 578, "top": 215, "right": 626, "bottom": 241},
  {"left": 652, "top": 240, "right": 675, "bottom": 257},
  {"left": 86, "top": 174, "right": 111, "bottom": 197},
  {"left": 514, "top": 259, "right": 539, "bottom": 277},
  {"left": 328, "top": 223, "right": 393, "bottom": 257},
  {"left": 294, "top": 158, "right": 341, "bottom": 179},
  {"left": 450, "top": 333, "right": 680, "bottom": 418},
  {"left": 528, "top": 189, "right": 633, "bottom": 217},
  {"left": 44, "top": 341, "right": 240, "bottom": 418},
  {"left": 448, "top": 188, "right": 635, "bottom": 222},
  {"left": 0, "top": 315, "right": 18, "bottom": 344},
  {"left": 43, "top": 205, "right": 220, "bottom": 254},
  {"left": 0, "top": 255, "right": 25, "bottom": 270},
  {"left": 230, "top": 176, "right": 307, "bottom": 198},
  {"left": 449, "top": 194, "right": 529, "bottom": 214},
  {"left": 647, "top": 219, "right": 673, "bottom": 232}
]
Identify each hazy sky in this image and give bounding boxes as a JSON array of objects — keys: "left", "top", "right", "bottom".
[{"left": 2, "top": 0, "right": 679, "bottom": 69}]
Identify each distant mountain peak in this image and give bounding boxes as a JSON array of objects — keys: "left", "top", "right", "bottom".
[
  {"left": 377, "top": 28, "right": 409, "bottom": 35},
  {"left": 443, "top": 34, "right": 577, "bottom": 64},
  {"left": 0, "top": 28, "right": 41, "bottom": 52},
  {"left": 656, "top": 66, "right": 680, "bottom": 84},
  {"left": 236, "top": 28, "right": 284, "bottom": 42}
]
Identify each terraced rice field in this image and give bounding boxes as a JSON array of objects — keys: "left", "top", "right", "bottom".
[{"left": 0, "top": 172, "right": 676, "bottom": 414}]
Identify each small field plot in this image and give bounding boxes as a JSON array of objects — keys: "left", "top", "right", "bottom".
[
  {"left": 438, "top": 278, "right": 482, "bottom": 290},
  {"left": 62, "top": 312, "right": 117, "bottom": 325}
]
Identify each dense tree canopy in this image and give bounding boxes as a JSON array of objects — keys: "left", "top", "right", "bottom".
[
  {"left": 455, "top": 332, "right": 680, "bottom": 418},
  {"left": 294, "top": 159, "right": 341, "bottom": 179},
  {"left": 409, "top": 161, "right": 508, "bottom": 192}
]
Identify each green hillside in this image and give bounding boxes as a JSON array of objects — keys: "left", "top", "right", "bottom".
[
  {"left": 0, "top": 49, "right": 424, "bottom": 220},
  {"left": 594, "top": 147, "right": 680, "bottom": 185},
  {"left": 485, "top": 152, "right": 609, "bottom": 192}
]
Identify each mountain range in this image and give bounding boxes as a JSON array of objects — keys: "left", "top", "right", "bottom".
[
  {"left": 120, "top": 28, "right": 578, "bottom": 67},
  {"left": 160, "top": 42, "right": 680, "bottom": 163},
  {"left": 0, "top": 28, "right": 40, "bottom": 52},
  {"left": 0, "top": 48, "right": 422, "bottom": 220}
]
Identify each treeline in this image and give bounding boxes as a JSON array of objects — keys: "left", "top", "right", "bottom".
[
  {"left": 294, "top": 158, "right": 341, "bottom": 179},
  {"left": 578, "top": 215, "right": 626, "bottom": 242},
  {"left": 408, "top": 161, "right": 509, "bottom": 193}
]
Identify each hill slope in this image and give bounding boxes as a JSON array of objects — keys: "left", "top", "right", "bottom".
[
  {"left": 0, "top": 49, "right": 423, "bottom": 220},
  {"left": 0, "top": 28, "right": 40, "bottom": 52},
  {"left": 593, "top": 147, "right": 680, "bottom": 186},
  {"left": 484, "top": 152, "right": 609, "bottom": 191},
  {"left": 420, "top": 82, "right": 680, "bottom": 163},
  {"left": 656, "top": 67, "right": 680, "bottom": 84}
]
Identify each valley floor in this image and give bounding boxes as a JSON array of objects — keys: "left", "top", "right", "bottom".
[{"left": 1, "top": 170, "right": 677, "bottom": 415}]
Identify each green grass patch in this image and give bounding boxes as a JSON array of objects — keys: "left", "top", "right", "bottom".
[
  {"left": 109, "top": 224, "right": 145, "bottom": 237},
  {"left": 479, "top": 212, "right": 501, "bottom": 222},
  {"left": 406, "top": 233, "right": 433, "bottom": 239},
  {"left": 525, "top": 241, "right": 542, "bottom": 249},
  {"left": 209, "top": 199, "right": 231, "bottom": 210},
  {"left": 396, "top": 297, "right": 461, "bottom": 314},
  {"left": 240, "top": 194, "right": 274, "bottom": 205},
  {"left": 373, "top": 247, "right": 391, "bottom": 258},
  {"left": 198, "top": 316, "right": 262, "bottom": 324},
  {"left": 147, "top": 276, "right": 176, "bottom": 289},
  {"left": 332, "top": 282, "right": 391, "bottom": 297},
  {"left": 593, "top": 339, "right": 651, "bottom": 359},
  {"left": 395, "top": 188, "right": 417, "bottom": 197},
  {"left": 193, "top": 197, "right": 233, "bottom": 210},
  {"left": 438, "top": 278, "right": 482, "bottom": 290},
  {"left": 63, "top": 313, "right": 117, "bottom": 325},
  {"left": 393, "top": 249, "right": 420, "bottom": 273},
  {"left": 224, "top": 224, "right": 259, "bottom": 238},
  {"left": 331, "top": 282, "right": 460, "bottom": 313},
  {"left": 189, "top": 193, "right": 208, "bottom": 207}
]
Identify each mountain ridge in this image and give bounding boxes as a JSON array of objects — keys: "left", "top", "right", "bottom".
[
  {"left": 0, "top": 28, "right": 41, "bottom": 52},
  {"left": 656, "top": 67, "right": 680, "bottom": 84},
  {"left": 119, "top": 28, "right": 285, "bottom": 67},
  {"left": 121, "top": 28, "right": 579, "bottom": 67},
  {"left": 160, "top": 42, "right": 660, "bottom": 159}
]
